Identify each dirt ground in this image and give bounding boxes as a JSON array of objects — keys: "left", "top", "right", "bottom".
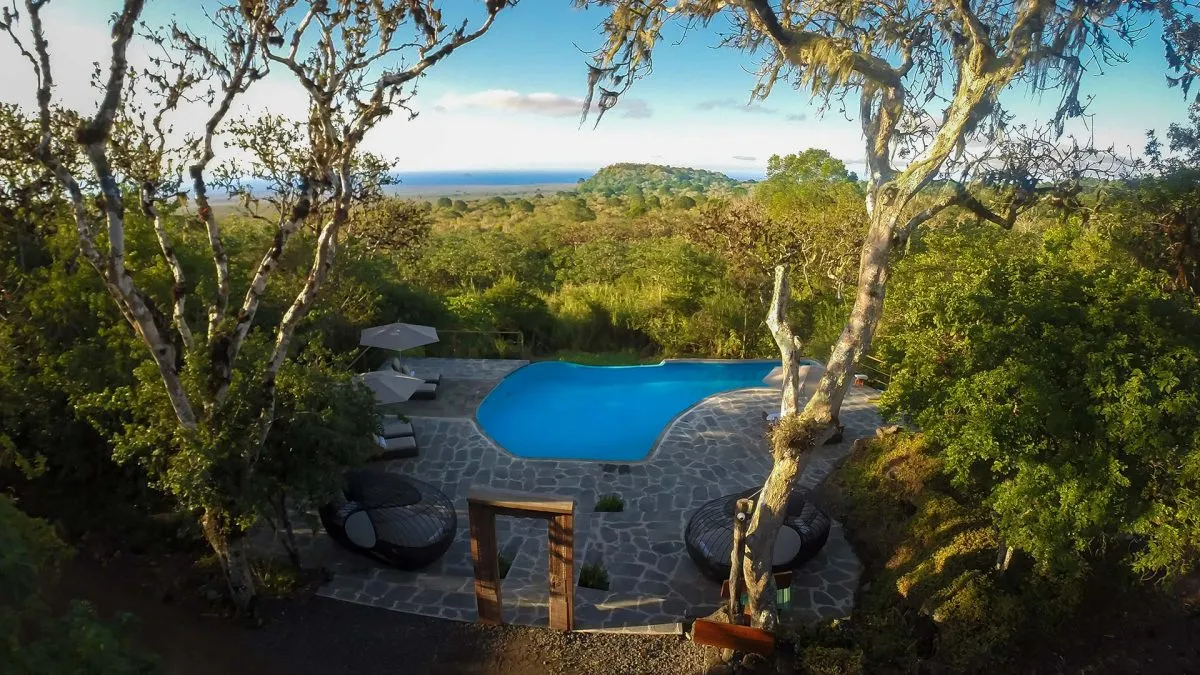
[{"left": 52, "top": 553, "right": 716, "bottom": 675}]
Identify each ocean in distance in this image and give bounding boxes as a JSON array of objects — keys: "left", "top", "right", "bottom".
[{"left": 390, "top": 168, "right": 765, "bottom": 188}]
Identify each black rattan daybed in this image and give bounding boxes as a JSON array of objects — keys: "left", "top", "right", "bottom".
[
  {"left": 319, "top": 469, "right": 456, "bottom": 570},
  {"left": 684, "top": 487, "right": 830, "bottom": 582}
]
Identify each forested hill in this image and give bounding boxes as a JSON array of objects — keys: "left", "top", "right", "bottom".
[{"left": 577, "top": 163, "right": 747, "bottom": 196}]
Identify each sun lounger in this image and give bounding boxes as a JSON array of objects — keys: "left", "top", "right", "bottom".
[
  {"left": 385, "top": 357, "right": 441, "bottom": 385},
  {"left": 380, "top": 417, "right": 414, "bottom": 438},
  {"left": 369, "top": 434, "right": 418, "bottom": 461},
  {"left": 407, "top": 381, "right": 438, "bottom": 401}
]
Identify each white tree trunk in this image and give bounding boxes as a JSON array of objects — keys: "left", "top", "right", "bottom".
[
  {"left": 766, "top": 265, "right": 803, "bottom": 417},
  {"left": 144, "top": 190, "right": 194, "bottom": 351},
  {"left": 212, "top": 193, "right": 314, "bottom": 404}
]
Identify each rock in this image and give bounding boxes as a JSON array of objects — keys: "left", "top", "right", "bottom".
[{"left": 876, "top": 424, "right": 903, "bottom": 437}]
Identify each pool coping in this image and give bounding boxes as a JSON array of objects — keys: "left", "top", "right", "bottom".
[{"left": 468, "top": 358, "right": 823, "bottom": 465}]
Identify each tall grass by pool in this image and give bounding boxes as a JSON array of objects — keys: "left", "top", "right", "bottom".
[{"left": 476, "top": 360, "right": 786, "bottom": 461}]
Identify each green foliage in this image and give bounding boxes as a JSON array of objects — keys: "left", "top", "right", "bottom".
[
  {"left": 1102, "top": 166, "right": 1200, "bottom": 297},
  {"left": 807, "top": 433, "right": 1066, "bottom": 673},
  {"left": 85, "top": 335, "right": 376, "bottom": 546},
  {"left": 672, "top": 194, "right": 697, "bottom": 210},
  {"left": 578, "top": 562, "right": 610, "bottom": 590},
  {"left": 796, "top": 644, "right": 864, "bottom": 675},
  {"left": 594, "top": 493, "right": 625, "bottom": 512},
  {"left": 563, "top": 197, "right": 597, "bottom": 222},
  {"left": 549, "top": 350, "right": 652, "bottom": 365},
  {"left": 0, "top": 495, "right": 157, "bottom": 674},
  {"left": 878, "top": 223, "right": 1200, "bottom": 580},
  {"left": 436, "top": 196, "right": 452, "bottom": 208},
  {"left": 346, "top": 197, "right": 432, "bottom": 259},
  {"left": 452, "top": 199, "right": 468, "bottom": 211},
  {"left": 257, "top": 344, "right": 378, "bottom": 517},
  {"left": 577, "top": 162, "right": 740, "bottom": 196}
]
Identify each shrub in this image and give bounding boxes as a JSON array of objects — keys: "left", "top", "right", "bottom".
[
  {"left": 579, "top": 562, "right": 610, "bottom": 590},
  {"left": 436, "top": 196, "right": 452, "bottom": 207},
  {"left": 594, "top": 494, "right": 625, "bottom": 512},
  {"left": 797, "top": 645, "right": 864, "bottom": 675},
  {"left": 878, "top": 223, "right": 1200, "bottom": 580},
  {"left": 0, "top": 495, "right": 158, "bottom": 674},
  {"left": 810, "top": 433, "right": 1070, "bottom": 673},
  {"left": 673, "top": 194, "right": 697, "bottom": 210}
]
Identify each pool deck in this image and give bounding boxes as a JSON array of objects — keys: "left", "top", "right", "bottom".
[{"left": 256, "top": 357, "right": 883, "bottom": 633}]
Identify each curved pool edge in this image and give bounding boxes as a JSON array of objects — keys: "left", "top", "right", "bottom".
[
  {"left": 470, "top": 384, "right": 779, "bottom": 466},
  {"left": 471, "top": 358, "right": 790, "bottom": 464}
]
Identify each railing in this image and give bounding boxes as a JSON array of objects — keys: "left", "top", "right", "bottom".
[
  {"left": 854, "top": 354, "right": 892, "bottom": 389},
  {"left": 429, "top": 329, "right": 527, "bottom": 359}
]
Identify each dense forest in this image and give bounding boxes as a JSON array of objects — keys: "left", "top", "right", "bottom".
[{"left": 3, "top": 0, "right": 1200, "bottom": 673}]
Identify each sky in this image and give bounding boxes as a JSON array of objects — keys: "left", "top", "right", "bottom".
[{"left": 0, "top": 0, "right": 1195, "bottom": 176}]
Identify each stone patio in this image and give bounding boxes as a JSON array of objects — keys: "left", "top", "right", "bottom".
[{"left": 259, "top": 358, "right": 883, "bottom": 633}]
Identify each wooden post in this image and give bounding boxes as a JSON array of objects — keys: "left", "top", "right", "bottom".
[
  {"left": 468, "top": 502, "right": 502, "bottom": 624},
  {"left": 547, "top": 513, "right": 575, "bottom": 631},
  {"left": 727, "top": 498, "right": 753, "bottom": 625},
  {"left": 467, "top": 487, "right": 575, "bottom": 631}
]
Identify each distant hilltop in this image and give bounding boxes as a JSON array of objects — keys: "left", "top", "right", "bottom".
[{"left": 576, "top": 163, "right": 753, "bottom": 197}]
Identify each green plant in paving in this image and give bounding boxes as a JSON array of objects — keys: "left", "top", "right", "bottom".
[
  {"left": 579, "top": 562, "right": 610, "bottom": 591},
  {"left": 594, "top": 494, "right": 625, "bottom": 512}
]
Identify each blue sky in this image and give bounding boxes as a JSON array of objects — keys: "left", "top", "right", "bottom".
[{"left": 1, "top": 1, "right": 1195, "bottom": 175}]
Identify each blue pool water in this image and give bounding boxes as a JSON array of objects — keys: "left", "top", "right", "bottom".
[{"left": 476, "top": 360, "right": 780, "bottom": 461}]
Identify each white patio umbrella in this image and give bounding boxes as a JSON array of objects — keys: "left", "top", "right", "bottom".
[
  {"left": 359, "top": 322, "right": 439, "bottom": 352},
  {"left": 355, "top": 371, "right": 426, "bottom": 405}
]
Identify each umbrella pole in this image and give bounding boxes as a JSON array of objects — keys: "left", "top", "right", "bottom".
[{"left": 347, "top": 345, "right": 372, "bottom": 370}]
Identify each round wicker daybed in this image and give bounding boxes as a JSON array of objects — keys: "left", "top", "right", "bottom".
[
  {"left": 319, "top": 469, "right": 456, "bottom": 570},
  {"left": 684, "top": 487, "right": 831, "bottom": 583}
]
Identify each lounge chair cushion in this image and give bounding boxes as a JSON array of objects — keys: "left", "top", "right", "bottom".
[
  {"left": 343, "top": 510, "right": 377, "bottom": 548},
  {"left": 408, "top": 381, "right": 437, "bottom": 400},
  {"left": 380, "top": 418, "right": 413, "bottom": 438},
  {"left": 380, "top": 436, "right": 416, "bottom": 453}
]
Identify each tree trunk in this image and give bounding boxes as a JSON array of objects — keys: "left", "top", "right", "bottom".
[
  {"left": 201, "top": 507, "right": 257, "bottom": 614},
  {"left": 273, "top": 493, "right": 302, "bottom": 568},
  {"left": 796, "top": 206, "right": 899, "bottom": 425},
  {"left": 996, "top": 540, "right": 1014, "bottom": 574},
  {"left": 739, "top": 432, "right": 821, "bottom": 630},
  {"left": 766, "top": 265, "right": 803, "bottom": 417},
  {"left": 741, "top": 205, "right": 902, "bottom": 629}
]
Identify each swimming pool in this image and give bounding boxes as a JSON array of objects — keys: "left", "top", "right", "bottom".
[{"left": 475, "top": 360, "right": 782, "bottom": 461}]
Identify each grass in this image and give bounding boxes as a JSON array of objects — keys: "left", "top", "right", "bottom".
[
  {"left": 594, "top": 493, "right": 625, "bottom": 512},
  {"left": 579, "top": 562, "right": 610, "bottom": 591},
  {"left": 546, "top": 350, "right": 660, "bottom": 366}
]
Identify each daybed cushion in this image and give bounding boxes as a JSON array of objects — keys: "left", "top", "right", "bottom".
[{"left": 343, "top": 510, "right": 377, "bottom": 548}]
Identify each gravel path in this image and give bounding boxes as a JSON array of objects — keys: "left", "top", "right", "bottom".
[
  {"left": 56, "top": 554, "right": 715, "bottom": 675},
  {"left": 254, "top": 596, "right": 715, "bottom": 675}
]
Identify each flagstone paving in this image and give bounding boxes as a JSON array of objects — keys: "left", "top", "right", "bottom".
[{"left": 260, "top": 358, "right": 883, "bottom": 633}]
